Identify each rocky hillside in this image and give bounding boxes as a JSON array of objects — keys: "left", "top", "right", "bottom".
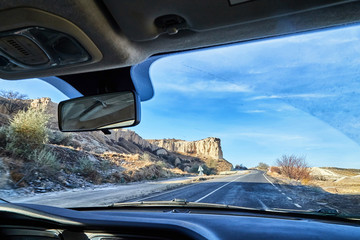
[
  {"left": 111, "top": 130, "right": 233, "bottom": 172},
  {"left": 148, "top": 138, "right": 223, "bottom": 159},
  {"left": 0, "top": 97, "right": 232, "bottom": 193},
  {"left": 148, "top": 138, "right": 232, "bottom": 172}
]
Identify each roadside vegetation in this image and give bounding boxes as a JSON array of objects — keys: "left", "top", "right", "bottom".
[
  {"left": 275, "top": 155, "right": 310, "bottom": 181},
  {"left": 265, "top": 155, "right": 311, "bottom": 185},
  {"left": 265, "top": 154, "right": 360, "bottom": 197},
  {"left": 0, "top": 90, "right": 28, "bottom": 115},
  {"left": 0, "top": 91, "right": 191, "bottom": 193},
  {"left": 234, "top": 164, "right": 247, "bottom": 170},
  {"left": 255, "top": 162, "right": 269, "bottom": 171}
]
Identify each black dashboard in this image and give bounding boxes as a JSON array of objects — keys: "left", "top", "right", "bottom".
[{"left": 0, "top": 203, "right": 360, "bottom": 240}]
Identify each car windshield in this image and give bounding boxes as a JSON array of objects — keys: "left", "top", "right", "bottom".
[{"left": 1, "top": 23, "right": 360, "bottom": 219}]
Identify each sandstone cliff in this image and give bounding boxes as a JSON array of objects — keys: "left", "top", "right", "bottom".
[
  {"left": 110, "top": 129, "right": 156, "bottom": 151},
  {"left": 148, "top": 137, "right": 223, "bottom": 159},
  {"left": 148, "top": 138, "right": 233, "bottom": 172}
]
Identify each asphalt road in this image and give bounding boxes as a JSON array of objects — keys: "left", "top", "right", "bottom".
[{"left": 130, "top": 170, "right": 322, "bottom": 211}]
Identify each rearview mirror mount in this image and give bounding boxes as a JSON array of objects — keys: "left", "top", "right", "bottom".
[{"left": 58, "top": 91, "right": 140, "bottom": 132}]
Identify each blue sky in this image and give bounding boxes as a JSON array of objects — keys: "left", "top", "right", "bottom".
[{"left": 2, "top": 24, "right": 360, "bottom": 168}]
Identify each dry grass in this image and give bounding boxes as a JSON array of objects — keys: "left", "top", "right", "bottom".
[
  {"left": 321, "top": 167, "right": 360, "bottom": 177},
  {"left": 270, "top": 166, "right": 360, "bottom": 194}
]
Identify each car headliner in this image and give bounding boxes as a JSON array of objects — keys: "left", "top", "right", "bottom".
[{"left": 0, "top": 0, "right": 359, "bottom": 95}]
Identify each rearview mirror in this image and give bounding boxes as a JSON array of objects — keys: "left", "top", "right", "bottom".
[{"left": 58, "top": 91, "right": 140, "bottom": 132}]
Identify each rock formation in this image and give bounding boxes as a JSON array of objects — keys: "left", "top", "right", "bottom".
[
  {"left": 148, "top": 137, "right": 223, "bottom": 159},
  {"left": 148, "top": 138, "right": 233, "bottom": 172},
  {"left": 1, "top": 97, "right": 233, "bottom": 173},
  {"left": 110, "top": 129, "right": 156, "bottom": 151}
]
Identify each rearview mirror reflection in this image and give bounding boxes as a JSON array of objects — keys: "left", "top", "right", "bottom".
[{"left": 58, "top": 91, "right": 140, "bottom": 132}]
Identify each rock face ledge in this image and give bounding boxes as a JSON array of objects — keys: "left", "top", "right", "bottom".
[
  {"left": 148, "top": 137, "right": 233, "bottom": 172},
  {"left": 112, "top": 130, "right": 233, "bottom": 172},
  {"left": 148, "top": 137, "right": 224, "bottom": 160},
  {"left": 111, "top": 129, "right": 155, "bottom": 151}
]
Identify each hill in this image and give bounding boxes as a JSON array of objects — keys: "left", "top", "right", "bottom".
[{"left": 0, "top": 97, "right": 232, "bottom": 193}]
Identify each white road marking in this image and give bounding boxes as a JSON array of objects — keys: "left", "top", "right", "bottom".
[
  {"left": 195, "top": 175, "right": 244, "bottom": 202},
  {"left": 262, "top": 173, "right": 279, "bottom": 191},
  {"left": 263, "top": 173, "right": 299, "bottom": 207}
]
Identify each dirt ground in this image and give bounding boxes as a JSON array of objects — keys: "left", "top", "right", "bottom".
[{"left": 268, "top": 168, "right": 360, "bottom": 216}]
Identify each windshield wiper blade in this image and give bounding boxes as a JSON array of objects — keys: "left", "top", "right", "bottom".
[
  {"left": 271, "top": 207, "right": 360, "bottom": 221},
  {"left": 110, "top": 199, "right": 269, "bottom": 212},
  {"left": 271, "top": 207, "right": 340, "bottom": 216},
  {"left": 0, "top": 198, "right": 10, "bottom": 203}
]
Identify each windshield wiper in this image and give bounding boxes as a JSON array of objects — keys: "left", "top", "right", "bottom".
[
  {"left": 0, "top": 198, "right": 10, "bottom": 203},
  {"left": 270, "top": 207, "right": 360, "bottom": 222},
  {"left": 109, "top": 199, "right": 267, "bottom": 212},
  {"left": 270, "top": 207, "right": 340, "bottom": 216},
  {"left": 108, "top": 200, "right": 360, "bottom": 222}
]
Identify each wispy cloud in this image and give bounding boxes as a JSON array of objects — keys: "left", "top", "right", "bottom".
[
  {"left": 157, "top": 80, "right": 251, "bottom": 93},
  {"left": 248, "top": 93, "right": 335, "bottom": 101},
  {"left": 217, "top": 131, "right": 307, "bottom": 142},
  {"left": 244, "top": 110, "right": 266, "bottom": 113}
]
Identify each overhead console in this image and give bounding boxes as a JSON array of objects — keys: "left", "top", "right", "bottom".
[
  {"left": 0, "top": 27, "right": 91, "bottom": 73},
  {"left": 0, "top": 8, "right": 102, "bottom": 77}
]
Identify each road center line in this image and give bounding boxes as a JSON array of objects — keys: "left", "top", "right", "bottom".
[{"left": 195, "top": 175, "right": 244, "bottom": 202}]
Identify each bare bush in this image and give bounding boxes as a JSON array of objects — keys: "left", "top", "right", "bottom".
[
  {"left": 270, "top": 166, "right": 281, "bottom": 174},
  {"left": 0, "top": 90, "right": 28, "bottom": 114},
  {"left": 276, "top": 155, "right": 310, "bottom": 181}
]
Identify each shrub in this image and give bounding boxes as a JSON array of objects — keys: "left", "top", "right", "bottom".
[
  {"left": 48, "top": 131, "right": 73, "bottom": 146},
  {"left": 76, "top": 156, "right": 96, "bottom": 175},
  {"left": 276, "top": 155, "right": 310, "bottom": 181},
  {"left": 6, "top": 105, "right": 49, "bottom": 157},
  {"left": 30, "top": 147, "right": 61, "bottom": 174},
  {"left": 10, "top": 147, "right": 61, "bottom": 187},
  {"left": 0, "top": 90, "right": 28, "bottom": 115},
  {"left": 155, "top": 160, "right": 167, "bottom": 168},
  {"left": 0, "top": 126, "right": 8, "bottom": 148},
  {"left": 234, "top": 164, "right": 247, "bottom": 170},
  {"left": 256, "top": 162, "right": 269, "bottom": 171},
  {"left": 75, "top": 156, "right": 101, "bottom": 183},
  {"left": 99, "top": 159, "right": 114, "bottom": 172},
  {"left": 270, "top": 166, "right": 281, "bottom": 174},
  {"left": 140, "top": 152, "right": 151, "bottom": 161}
]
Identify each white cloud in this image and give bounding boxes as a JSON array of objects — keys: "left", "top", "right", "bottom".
[
  {"left": 157, "top": 80, "right": 251, "bottom": 93},
  {"left": 275, "top": 105, "right": 297, "bottom": 112},
  {"left": 248, "top": 93, "right": 335, "bottom": 101},
  {"left": 244, "top": 110, "right": 266, "bottom": 113}
]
